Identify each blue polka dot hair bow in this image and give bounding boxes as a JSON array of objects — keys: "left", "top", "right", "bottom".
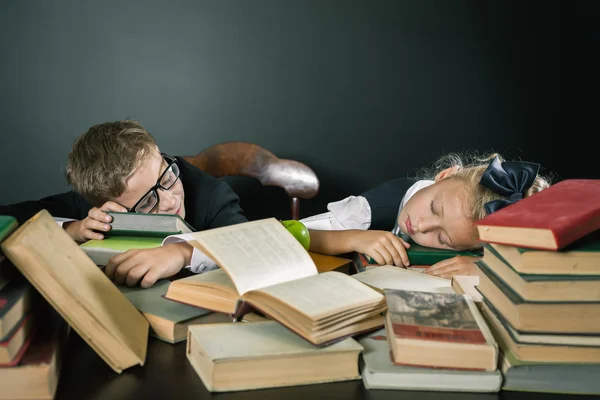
[{"left": 479, "top": 156, "right": 540, "bottom": 215}]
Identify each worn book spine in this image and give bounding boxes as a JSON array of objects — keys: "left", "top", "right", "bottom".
[{"left": 476, "top": 179, "right": 600, "bottom": 250}]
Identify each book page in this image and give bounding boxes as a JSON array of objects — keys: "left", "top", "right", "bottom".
[
  {"left": 187, "top": 218, "right": 318, "bottom": 295},
  {"left": 353, "top": 266, "right": 452, "bottom": 293},
  {"left": 250, "top": 271, "right": 384, "bottom": 320}
]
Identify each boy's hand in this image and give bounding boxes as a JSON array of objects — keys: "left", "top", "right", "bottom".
[
  {"left": 104, "top": 243, "right": 193, "bottom": 288},
  {"left": 423, "top": 256, "right": 480, "bottom": 279},
  {"left": 64, "top": 201, "right": 127, "bottom": 243},
  {"left": 348, "top": 230, "right": 411, "bottom": 267}
]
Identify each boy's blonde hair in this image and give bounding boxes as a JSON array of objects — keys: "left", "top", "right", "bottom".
[
  {"left": 416, "top": 151, "right": 552, "bottom": 222},
  {"left": 65, "top": 120, "right": 158, "bottom": 206}
]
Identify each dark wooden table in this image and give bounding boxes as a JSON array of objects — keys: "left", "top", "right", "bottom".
[{"left": 54, "top": 332, "right": 585, "bottom": 400}]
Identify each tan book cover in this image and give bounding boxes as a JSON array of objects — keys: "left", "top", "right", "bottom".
[
  {"left": 165, "top": 218, "right": 386, "bottom": 346},
  {"left": 0, "top": 210, "right": 148, "bottom": 373},
  {"left": 186, "top": 320, "right": 363, "bottom": 392}
]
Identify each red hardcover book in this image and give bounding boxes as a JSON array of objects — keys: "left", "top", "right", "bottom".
[
  {"left": 475, "top": 179, "right": 600, "bottom": 250},
  {"left": 383, "top": 289, "right": 497, "bottom": 371}
]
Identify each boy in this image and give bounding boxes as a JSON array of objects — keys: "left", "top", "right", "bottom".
[{"left": 0, "top": 120, "right": 247, "bottom": 288}]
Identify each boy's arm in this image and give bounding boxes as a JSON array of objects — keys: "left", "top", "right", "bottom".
[
  {"left": 0, "top": 191, "right": 91, "bottom": 224},
  {"left": 205, "top": 181, "right": 248, "bottom": 228}
]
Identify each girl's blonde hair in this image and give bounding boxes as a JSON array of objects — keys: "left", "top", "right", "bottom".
[{"left": 415, "top": 151, "right": 552, "bottom": 222}]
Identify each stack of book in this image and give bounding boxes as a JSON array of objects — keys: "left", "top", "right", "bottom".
[
  {"left": 358, "top": 287, "right": 502, "bottom": 392},
  {"left": 0, "top": 209, "right": 152, "bottom": 399},
  {"left": 0, "top": 215, "right": 69, "bottom": 400},
  {"left": 474, "top": 179, "right": 600, "bottom": 395}
]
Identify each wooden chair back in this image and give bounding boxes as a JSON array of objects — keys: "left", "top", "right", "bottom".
[{"left": 183, "top": 142, "right": 319, "bottom": 220}]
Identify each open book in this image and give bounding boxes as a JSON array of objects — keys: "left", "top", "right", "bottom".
[{"left": 165, "top": 218, "right": 386, "bottom": 346}]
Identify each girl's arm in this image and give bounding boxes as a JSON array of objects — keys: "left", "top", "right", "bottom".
[{"left": 308, "top": 229, "right": 411, "bottom": 267}]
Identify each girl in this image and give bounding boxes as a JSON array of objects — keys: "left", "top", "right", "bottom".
[{"left": 300, "top": 152, "right": 551, "bottom": 279}]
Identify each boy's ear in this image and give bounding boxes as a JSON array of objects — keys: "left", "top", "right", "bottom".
[{"left": 434, "top": 165, "right": 460, "bottom": 182}]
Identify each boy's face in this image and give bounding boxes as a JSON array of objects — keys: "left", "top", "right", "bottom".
[
  {"left": 396, "top": 178, "right": 479, "bottom": 250},
  {"left": 114, "top": 150, "right": 186, "bottom": 219}
]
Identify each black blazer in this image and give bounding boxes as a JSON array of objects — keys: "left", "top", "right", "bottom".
[
  {"left": 0, "top": 156, "right": 248, "bottom": 231},
  {"left": 361, "top": 178, "right": 414, "bottom": 232}
]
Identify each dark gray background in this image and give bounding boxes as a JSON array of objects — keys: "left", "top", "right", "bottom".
[{"left": 1, "top": 0, "right": 597, "bottom": 220}]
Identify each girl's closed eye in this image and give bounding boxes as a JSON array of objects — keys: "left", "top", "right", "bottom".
[{"left": 430, "top": 200, "right": 436, "bottom": 215}]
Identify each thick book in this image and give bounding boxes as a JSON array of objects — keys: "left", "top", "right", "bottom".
[
  {"left": 383, "top": 288, "right": 498, "bottom": 371},
  {"left": 0, "top": 316, "right": 68, "bottom": 400},
  {"left": 475, "top": 179, "right": 600, "bottom": 250},
  {"left": 0, "top": 216, "right": 17, "bottom": 243},
  {"left": 352, "top": 265, "right": 454, "bottom": 294},
  {"left": 499, "top": 343, "right": 600, "bottom": 395},
  {"left": 0, "top": 210, "right": 149, "bottom": 373},
  {"left": 351, "top": 245, "right": 481, "bottom": 273},
  {"left": 482, "top": 244, "right": 600, "bottom": 302},
  {"left": 80, "top": 236, "right": 164, "bottom": 266},
  {"left": 481, "top": 299, "right": 600, "bottom": 363},
  {"left": 118, "top": 280, "right": 232, "bottom": 344},
  {"left": 106, "top": 211, "right": 194, "bottom": 237},
  {"left": 487, "top": 231, "right": 600, "bottom": 275},
  {"left": 165, "top": 218, "right": 386, "bottom": 346},
  {"left": 359, "top": 328, "right": 502, "bottom": 392},
  {"left": 186, "top": 320, "right": 363, "bottom": 392},
  {"left": 451, "top": 275, "right": 483, "bottom": 304},
  {"left": 475, "top": 260, "right": 600, "bottom": 334}
]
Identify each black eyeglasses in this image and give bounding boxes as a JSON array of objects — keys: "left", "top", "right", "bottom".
[{"left": 127, "top": 153, "right": 180, "bottom": 214}]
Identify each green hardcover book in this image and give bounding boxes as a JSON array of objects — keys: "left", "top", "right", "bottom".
[
  {"left": 475, "top": 260, "right": 600, "bottom": 334},
  {"left": 488, "top": 230, "right": 600, "bottom": 275},
  {"left": 486, "top": 313, "right": 600, "bottom": 395},
  {"left": 482, "top": 243, "right": 600, "bottom": 302},
  {"left": 106, "top": 212, "right": 194, "bottom": 238},
  {"left": 0, "top": 216, "right": 17, "bottom": 243},
  {"left": 118, "top": 280, "right": 231, "bottom": 344},
  {"left": 80, "top": 236, "right": 165, "bottom": 266},
  {"left": 354, "top": 244, "right": 481, "bottom": 272}
]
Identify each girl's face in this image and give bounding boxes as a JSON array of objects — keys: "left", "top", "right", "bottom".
[{"left": 397, "top": 178, "right": 480, "bottom": 250}]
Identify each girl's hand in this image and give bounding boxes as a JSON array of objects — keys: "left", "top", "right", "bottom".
[
  {"left": 423, "top": 256, "right": 480, "bottom": 279},
  {"left": 347, "top": 230, "right": 411, "bottom": 267}
]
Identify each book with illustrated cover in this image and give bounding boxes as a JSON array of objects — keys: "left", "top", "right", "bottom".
[
  {"left": 1, "top": 210, "right": 149, "bottom": 373},
  {"left": 106, "top": 212, "right": 194, "bottom": 237},
  {"left": 475, "top": 179, "right": 600, "bottom": 250},
  {"left": 383, "top": 288, "right": 497, "bottom": 371},
  {"left": 359, "top": 328, "right": 501, "bottom": 392},
  {"left": 165, "top": 218, "right": 386, "bottom": 346},
  {"left": 186, "top": 320, "right": 363, "bottom": 392}
]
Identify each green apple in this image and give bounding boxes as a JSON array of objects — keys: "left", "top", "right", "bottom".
[{"left": 281, "top": 220, "right": 310, "bottom": 250}]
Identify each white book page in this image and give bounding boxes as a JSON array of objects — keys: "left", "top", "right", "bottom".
[
  {"left": 254, "top": 271, "right": 384, "bottom": 320},
  {"left": 353, "top": 266, "right": 452, "bottom": 293},
  {"left": 187, "top": 218, "right": 318, "bottom": 295}
]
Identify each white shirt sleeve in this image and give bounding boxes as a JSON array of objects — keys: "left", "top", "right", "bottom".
[
  {"left": 54, "top": 217, "right": 76, "bottom": 227},
  {"left": 162, "top": 233, "right": 218, "bottom": 274},
  {"left": 300, "top": 195, "right": 372, "bottom": 231}
]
